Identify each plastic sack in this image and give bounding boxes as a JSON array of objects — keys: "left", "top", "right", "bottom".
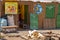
[{"left": 0, "top": 18, "right": 7, "bottom": 27}]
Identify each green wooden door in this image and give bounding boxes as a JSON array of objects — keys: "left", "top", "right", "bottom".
[
  {"left": 24, "top": 5, "right": 28, "bottom": 24},
  {"left": 46, "top": 4, "right": 55, "bottom": 18},
  {"left": 30, "top": 13, "right": 38, "bottom": 29},
  {"left": 57, "top": 4, "right": 60, "bottom": 28},
  {"left": 57, "top": 15, "right": 60, "bottom": 28},
  {"left": 58, "top": 4, "right": 60, "bottom": 15}
]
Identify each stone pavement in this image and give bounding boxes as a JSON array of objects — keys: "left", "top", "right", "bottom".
[{"left": 2, "top": 30, "right": 60, "bottom": 40}]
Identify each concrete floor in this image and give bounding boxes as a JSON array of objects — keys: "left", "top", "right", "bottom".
[{"left": 2, "top": 29, "right": 60, "bottom": 40}]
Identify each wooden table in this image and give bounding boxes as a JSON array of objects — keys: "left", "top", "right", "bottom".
[{"left": 2, "top": 26, "right": 18, "bottom": 33}]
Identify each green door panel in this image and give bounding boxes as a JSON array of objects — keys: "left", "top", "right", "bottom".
[
  {"left": 57, "top": 15, "right": 60, "bottom": 28},
  {"left": 46, "top": 4, "right": 55, "bottom": 18},
  {"left": 56, "top": 4, "right": 60, "bottom": 28},
  {"left": 30, "top": 13, "right": 38, "bottom": 30},
  {"left": 24, "top": 5, "right": 28, "bottom": 24},
  {"left": 58, "top": 4, "right": 60, "bottom": 15}
]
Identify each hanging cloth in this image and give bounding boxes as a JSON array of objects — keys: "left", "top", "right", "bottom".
[{"left": 7, "top": 15, "right": 15, "bottom": 26}]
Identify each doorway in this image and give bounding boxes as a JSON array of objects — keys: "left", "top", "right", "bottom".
[{"left": 19, "top": 5, "right": 28, "bottom": 29}]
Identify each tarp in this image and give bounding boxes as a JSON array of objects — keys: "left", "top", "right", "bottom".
[{"left": 0, "top": 18, "right": 7, "bottom": 27}]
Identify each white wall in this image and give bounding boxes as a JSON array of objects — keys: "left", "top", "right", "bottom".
[
  {"left": 40, "top": 0, "right": 54, "bottom": 2},
  {"left": 20, "top": 0, "right": 60, "bottom": 3},
  {"left": 55, "top": 0, "right": 60, "bottom": 3}
]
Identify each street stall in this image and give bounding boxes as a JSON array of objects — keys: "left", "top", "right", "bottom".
[{"left": 0, "top": 0, "right": 60, "bottom": 30}]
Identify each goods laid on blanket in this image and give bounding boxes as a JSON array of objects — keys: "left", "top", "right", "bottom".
[{"left": 28, "top": 30, "right": 60, "bottom": 40}]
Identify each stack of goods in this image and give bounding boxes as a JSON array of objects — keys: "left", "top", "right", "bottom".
[{"left": 28, "top": 30, "right": 45, "bottom": 40}]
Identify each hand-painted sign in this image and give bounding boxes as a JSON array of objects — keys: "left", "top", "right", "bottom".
[{"left": 5, "top": 2, "right": 18, "bottom": 14}]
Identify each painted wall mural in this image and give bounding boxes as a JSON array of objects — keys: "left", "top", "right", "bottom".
[
  {"left": 34, "top": 3, "right": 42, "bottom": 14},
  {"left": 5, "top": 2, "right": 18, "bottom": 14}
]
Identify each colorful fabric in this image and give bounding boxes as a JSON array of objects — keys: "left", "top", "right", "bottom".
[{"left": 45, "top": 4, "right": 55, "bottom": 18}]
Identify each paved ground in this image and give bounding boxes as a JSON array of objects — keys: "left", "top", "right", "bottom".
[{"left": 1, "top": 29, "right": 60, "bottom": 40}]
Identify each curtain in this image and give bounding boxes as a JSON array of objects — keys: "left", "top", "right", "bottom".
[{"left": 7, "top": 15, "right": 15, "bottom": 26}]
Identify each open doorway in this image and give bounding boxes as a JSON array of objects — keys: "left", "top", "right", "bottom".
[{"left": 18, "top": 5, "right": 29, "bottom": 29}]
